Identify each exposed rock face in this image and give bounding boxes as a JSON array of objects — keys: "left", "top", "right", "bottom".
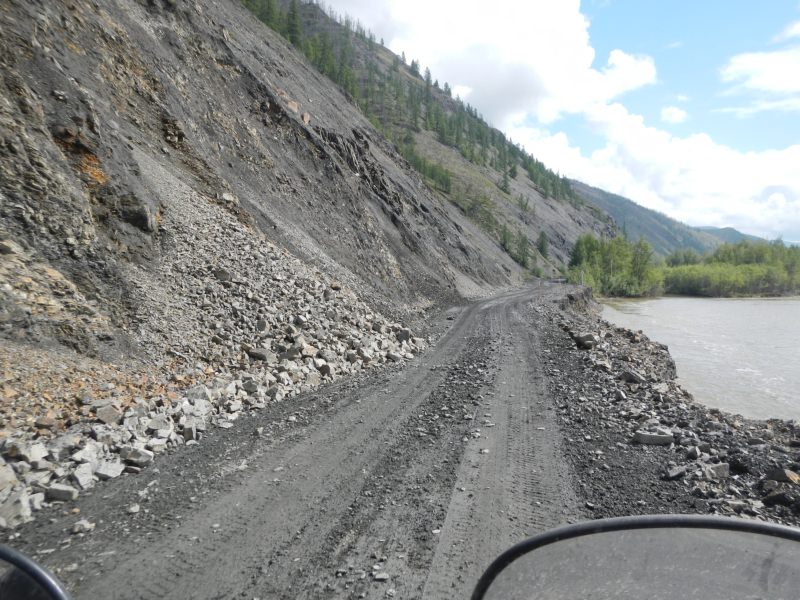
[
  {"left": 0, "top": 0, "right": 531, "bottom": 365},
  {"left": 0, "top": 0, "right": 470, "bottom": 526}
]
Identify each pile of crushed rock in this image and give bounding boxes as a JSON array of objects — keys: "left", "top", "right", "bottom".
[{"left": 0, "top": 179, "right": 427, "bottom": 529}]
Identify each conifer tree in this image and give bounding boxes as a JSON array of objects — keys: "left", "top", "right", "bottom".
[
  {"left": 264, "top": 0, "right": 277, "bottom": 26},
  {"left": 286, "top": 0, "right": 301, "bottom": 46},
  {"left": 537, "top": 231, "right": 549, "bottom": 258},
  {"left": 501, "top": 224, "right": 512, "bottom": 251},
  {"left": 499, "top": 169, "right": 510, "bottom": 194},
  {"left": 514, "top": 230, "right": 529, "bottom": 268}
]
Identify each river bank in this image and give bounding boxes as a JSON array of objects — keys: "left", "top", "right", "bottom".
[
  {"left": 602, "top": 296, "right": 800, "bottom": 421},
  {"left": 544, "top": 288, "right": 800, "bottom": 526}
]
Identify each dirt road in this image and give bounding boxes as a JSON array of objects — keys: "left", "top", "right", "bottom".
[{"left": 16, "top": 284, "right": 584, "bottom": 599}]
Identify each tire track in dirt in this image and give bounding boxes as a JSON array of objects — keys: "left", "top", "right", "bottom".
[
  {"left": 70, "top": 300, "right": 484, "bottom": 600},
  {"left": 259, "top": 328, "right": 500, "bottom": 599},
  {"left": 421, "top": 295, "right": 583, "bottom": 599}
]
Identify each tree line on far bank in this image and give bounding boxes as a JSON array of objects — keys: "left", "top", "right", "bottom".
[{"left": 567, "top": 235, "right": 800, "bottom": 298}]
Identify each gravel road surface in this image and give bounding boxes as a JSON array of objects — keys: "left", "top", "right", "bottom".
[{"left": 14, "top": 284, "right": 585, "bottom": 599}]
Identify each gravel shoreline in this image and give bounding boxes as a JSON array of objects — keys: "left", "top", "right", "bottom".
[{"left": 543, "top": 289, "right": 800, "bottom": 527}]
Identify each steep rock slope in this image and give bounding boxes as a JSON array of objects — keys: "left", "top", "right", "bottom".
[
  {"left": 0, "top": 0, "right": 498, "bottom": 525},
  {"left": 0, "top": 0, "right": 523, "bottom": 366},
  {"left": 280, "top": 1, "right": 615, "bottom": 272}
]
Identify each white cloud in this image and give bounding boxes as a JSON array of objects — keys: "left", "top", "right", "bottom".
[
  {"left": 322, "top": 0, "right": 397, "bottom": 41},
  {"left": 660, "top": 106, "right": 688, "bottom": 123},
  {"left": 774, "top": 20, "right": 800, "bottom": 42},
  {"left": 721, "top": 46, "right": 800, "bottom": 94},
  {"left": 598, "top": 50, "right": 658, "bottom": 104},
  {"left": 719, "top": 29, "right": 800, "bottom": 118},
  {"left": 451, "top": 85, "right": 473, "bottom": 101},
  {"left": 676, "top": 94, "right": 690, "bottom": 102},
  {"left": 508, "top": 103, "right": 800, "bottom": 240},
  {"left": 717, "top": 97, "right": 800, "bottom": 117}
]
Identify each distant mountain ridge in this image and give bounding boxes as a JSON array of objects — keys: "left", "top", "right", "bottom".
[
  {"left": 695, "top": 226, "right": 764, "bottom": 245},
  {"left": 572, "top": 181, "right": 765, "bottom": 256}
]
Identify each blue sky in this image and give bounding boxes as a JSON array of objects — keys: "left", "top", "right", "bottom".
[
  {"left": 578, "top": 0, "right": 800, "bottom": 153},
  {"left": 330, "top": 0, "right": 800, "bottom": 242}
]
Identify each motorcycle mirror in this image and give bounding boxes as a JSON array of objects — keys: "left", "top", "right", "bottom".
[
  {"left": 0, "top": 544, "right": 71, "bottom": 600},
  {"left": 472, "top": 515, "right": 800, "bottom": 600}
]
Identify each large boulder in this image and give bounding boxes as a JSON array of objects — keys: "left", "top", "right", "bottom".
[
  {"left": 574, "top": 333, "right": 599, "bottom": 350},
  {"left": 0, "top": 465, "right": 19, "bottom": 493},
  {"left": 119, "top": 446, "right": 155, "bottom": 467},
  {"left": 45, "top": 483, "right": 79, "bottom": 502},
  {"left": 247, "top": 348, "right": 276, "bottom": 363},
  {"left": 633, "top": 430, "right": 674, "bottom": 446},
  {"left": 0, "top": 489, "right": 33, "bottom": 528}
]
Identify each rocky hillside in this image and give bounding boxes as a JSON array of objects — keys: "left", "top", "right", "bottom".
[
  {"left": 1, "top": 0, "right": 516, "bottom": 361},
  {"left": 259, "top": 0, "right": 615, "bottom": 272}
]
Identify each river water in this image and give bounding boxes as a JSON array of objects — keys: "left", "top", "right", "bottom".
[{"left": 602, "top": 297, "right": 800, "bottom": 421}]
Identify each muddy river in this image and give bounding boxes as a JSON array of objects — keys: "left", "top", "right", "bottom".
[{"left": 602, "top": 296, "right": 800, "bottom": 421}]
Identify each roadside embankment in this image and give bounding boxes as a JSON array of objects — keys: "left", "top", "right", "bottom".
[
  {"left": 0, "top": 216, "right": 428, "bottom": 531},
  {"left": 540, "top": 287, "right": 800, "bottom": 527}
]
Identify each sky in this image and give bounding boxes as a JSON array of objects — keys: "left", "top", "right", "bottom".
[{"left": 326, "top": 0, "right": 800, "bottom": 243}]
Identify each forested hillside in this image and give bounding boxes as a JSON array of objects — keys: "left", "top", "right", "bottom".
[
  {"left": 241, "top": 0, "right": 614, "bottom": 270},
  {"left": 572, "top": 181, "right": 765, "bottom": 257}
]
